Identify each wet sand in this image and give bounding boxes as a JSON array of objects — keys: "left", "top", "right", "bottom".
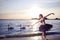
[
  {"left": 0, "top": 36, "right": 60, "bottom": 40},
  {"left": 0, "top": 32, "right": 60, "bottom": 40}
]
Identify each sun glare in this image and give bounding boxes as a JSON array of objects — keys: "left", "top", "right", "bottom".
[
  {"left": 27, "top": 5, "right": 44, "bottom": 18},
  {"left": 30, "top": 36, "right": 41, "bottom": 40}
]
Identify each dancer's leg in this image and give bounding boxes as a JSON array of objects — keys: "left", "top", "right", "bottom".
[{"left": 41, "top": 32, "right": 46, "bottom": 40}]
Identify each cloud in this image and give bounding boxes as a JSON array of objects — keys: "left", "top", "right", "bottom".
[
  {"left": 42, "top": 2, "right": 60, "bottom": 8},
  {"left": 34, "top": 0, "right": 60, "bottom": 8},
  {"left": 39, "top": 0, "right": 60, "bottom": 2},
  {"left": 0, "top": 0, "right": 60, "bottom": 13}
]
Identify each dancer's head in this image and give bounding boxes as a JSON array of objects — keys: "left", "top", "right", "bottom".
[{"left": 39, "top": 14, "right": 43, "bottom": 18}]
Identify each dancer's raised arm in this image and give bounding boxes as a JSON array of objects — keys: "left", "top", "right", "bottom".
[{"left": 44, "top": 13, "right": 54, "bottom": 18}]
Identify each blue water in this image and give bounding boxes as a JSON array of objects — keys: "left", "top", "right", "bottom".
[{"left": 0, "top": 19, "right": 60, "bottom": 35}]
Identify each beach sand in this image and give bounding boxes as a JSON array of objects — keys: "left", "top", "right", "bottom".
[
  {"left": 0, "top": 36, "right": 60, "bottom": 40},
  {"left": 0, "top": 35, "right": 60, "bottom": 40},
  {"left": 0, "top": 32, "right": 60, "bottom": 40}
]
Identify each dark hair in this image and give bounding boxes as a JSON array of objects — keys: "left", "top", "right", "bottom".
[{"left": 39, "top": 14, "right": 43, "bottom": 17}]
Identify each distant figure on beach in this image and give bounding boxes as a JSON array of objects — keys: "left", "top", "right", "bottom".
[{"left": 32, "top": 13, "right": 54, "bottom": 40}]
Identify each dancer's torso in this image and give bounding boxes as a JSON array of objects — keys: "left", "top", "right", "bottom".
[{"left": 39, "top": 18, "right": 45, "bottom": 25}]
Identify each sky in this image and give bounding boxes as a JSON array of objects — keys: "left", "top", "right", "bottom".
[{"left": 0, "top": 0, "right": 60, "bottom": 19}]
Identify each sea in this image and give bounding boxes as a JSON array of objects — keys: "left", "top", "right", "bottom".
[{"left": 0, "top": 19, "right": 60, "bottom": 36}]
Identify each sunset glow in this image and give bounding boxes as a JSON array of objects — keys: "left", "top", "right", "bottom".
[{"left": 0, "top": 0, "right": 60, "bottom": 19}]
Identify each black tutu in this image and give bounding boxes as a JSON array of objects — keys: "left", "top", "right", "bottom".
[{"left": 39, "top": 24, "right": 53, "bottom": 32}]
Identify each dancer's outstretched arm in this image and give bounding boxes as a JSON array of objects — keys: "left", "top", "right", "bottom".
[
  {"left": 44, "top": 13, "right": 55, "bottom": 18},
  {"left": 32, "top": 20, "right": 41, "bottom": 26}
]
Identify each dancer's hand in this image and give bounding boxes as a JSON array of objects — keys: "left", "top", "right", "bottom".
[{"left": 51, "top": 13, "right": 55, "bottom": 15}]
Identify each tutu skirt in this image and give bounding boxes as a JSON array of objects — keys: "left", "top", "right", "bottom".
[{"left": 39, "top": 24, "right": 53, "bottom": 32}]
